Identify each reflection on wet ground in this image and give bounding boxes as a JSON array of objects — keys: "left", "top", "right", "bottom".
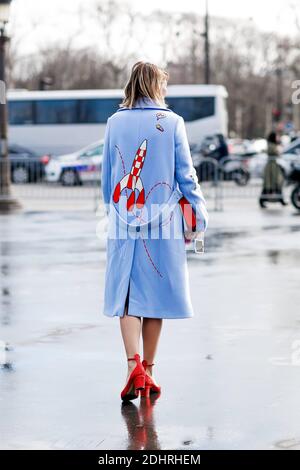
[
  {"left": 121, "top": 395, "right": 161, "bottom": 450},
  {"left": 1, "top": 203, "right": 300, "bottom": 449}
]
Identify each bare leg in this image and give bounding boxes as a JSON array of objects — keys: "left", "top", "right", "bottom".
[
  {"left": 120, "top": 301, "right": 142, "bottom": 382},
  {"left": 142, "top": 318, "right": 163, "bottom": 380}
]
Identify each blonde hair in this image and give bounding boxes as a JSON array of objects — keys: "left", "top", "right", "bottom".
[{"left": 120, "top": 61, "right": 169, "bottom": 109}]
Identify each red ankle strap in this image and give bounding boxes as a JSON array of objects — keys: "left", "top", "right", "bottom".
[
  {"left": 143, "top": 361, "right": 154, "bottom": 367},
  {"left": 127, "top": 353, "right": 140, "bottom": 362}
]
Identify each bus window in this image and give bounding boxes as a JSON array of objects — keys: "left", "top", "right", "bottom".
[
  {"left": 78, "top": 98, "right": 122, "bottom": 123},
  {"left": 8, "top": 101, "right": 34, "bottom": 125},
  {"left": 35, "top": 99, "right": 78, "bottom": 124},
  {"left": 166, "top": 96, "right": 215, "bottom": 121}
]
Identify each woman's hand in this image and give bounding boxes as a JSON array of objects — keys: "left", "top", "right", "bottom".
[{"left": 184, "top": 230, "right": 201, "bottom": 241}]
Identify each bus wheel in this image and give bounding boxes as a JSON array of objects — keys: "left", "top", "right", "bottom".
[{"left": 60, "top": 169, "right": 80, "bottom": 186}]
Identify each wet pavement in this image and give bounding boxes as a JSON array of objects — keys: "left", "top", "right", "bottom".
[{"left": 1, "top": 198, "right": 300, "bottom": 450}]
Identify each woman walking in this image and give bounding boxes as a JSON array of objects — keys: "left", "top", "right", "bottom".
[
  {"left": 101, "top": 61, "right": 209, "bottom": 401},
  {"left": 259, "top": 131, "right": 287, "bottom": 208}
]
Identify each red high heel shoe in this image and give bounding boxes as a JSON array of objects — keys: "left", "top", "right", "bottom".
[
  {"left": 121, "top": 353, "right": 146, "bottom": 401},
  {"left": 140, "top": 360, "right": 161, "bottom": 398}
]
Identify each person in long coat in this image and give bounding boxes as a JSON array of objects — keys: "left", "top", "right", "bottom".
[
  {"left": 259, "top": 131, "right": 287, "bottom": 208},
  {"left": 101, "top": 61, "right": 209, "bottom": 400}
]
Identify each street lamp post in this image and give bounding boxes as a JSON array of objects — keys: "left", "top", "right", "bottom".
[
  {"left": 201, "top": 0, "right": 210, "bottom": 84},
  {"left": 0, "top": 0, "right": 21, "bottom": 213}
]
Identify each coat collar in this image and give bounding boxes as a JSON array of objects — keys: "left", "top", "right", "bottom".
[
  {"left": 117, "top": 96, "right": 172, "bottom": 112},
  {"left": 133, "top": 96, "right": 161, "bottom": 108}
]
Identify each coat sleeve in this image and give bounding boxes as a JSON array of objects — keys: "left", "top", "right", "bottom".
[
  {"left": 174, "top": 116, "right": 209, "bottom": 232},
  {"left": 101, "top": 117, "right": 112, "bottom": 216}
]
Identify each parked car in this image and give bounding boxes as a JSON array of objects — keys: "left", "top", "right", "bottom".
[
  {"left": 288, "top": 161, "right": 300, "bottom": 210},
  {"left": 45, "top": 140, "right": 104, "bottom": 186},
  {"left": 281, "top": 137, "right": 300, "bottom": 157},
  {"left": 228, "top": 138, "right": 267, "bottom": 157},
  {"left": 7, "top": 144, "right": 50, "bottom": 183}
]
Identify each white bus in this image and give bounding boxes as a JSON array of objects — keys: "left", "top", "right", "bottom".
[{"left": 7, "top": 85, "right": 228, "bottom": 156}]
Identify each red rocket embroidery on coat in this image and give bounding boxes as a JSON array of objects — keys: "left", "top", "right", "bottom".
[
  {"left": 113, "top": 140, "right": 147, "bottom": 212},
  {"left": 114, "top": 145, "right": 174, "bottom": 278}
]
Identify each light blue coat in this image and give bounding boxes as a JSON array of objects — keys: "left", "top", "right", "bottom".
[{"left": 101, "top": 96, "right": 208, "bottom": 319}]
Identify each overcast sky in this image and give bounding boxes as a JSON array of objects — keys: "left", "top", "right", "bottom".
[{"left": 9, "top": 0, "right": 300, "bottom": 56}]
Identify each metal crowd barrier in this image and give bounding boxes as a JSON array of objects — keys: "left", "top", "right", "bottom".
[{"left": 0, "top": 155, "right": 291, "bottom": 212}]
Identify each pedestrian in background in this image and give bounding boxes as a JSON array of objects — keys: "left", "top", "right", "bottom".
[{"left": 259, "top": 131, "right": 287, "bottom": 208}]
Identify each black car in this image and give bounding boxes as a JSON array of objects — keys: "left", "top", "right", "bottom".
[{"left": 8, "top": 144, "right": 50, "bottom": 183}]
